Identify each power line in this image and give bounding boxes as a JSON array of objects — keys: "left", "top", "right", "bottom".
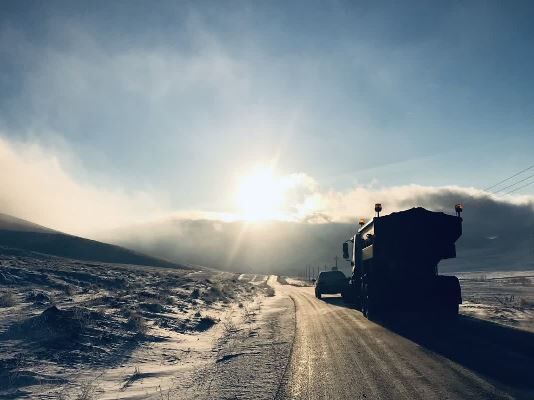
[
  {"left": 493, "top": 173, "right": 534, "bottom": 194},
  {"left": 502, "top": 179, "right": 534, "bottom": 195},
  {"left": 484, "top": 164, "right": 534, "bottom": 192}
]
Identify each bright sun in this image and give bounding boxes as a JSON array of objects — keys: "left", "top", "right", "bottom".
[{"left": 236, "top": 167, "right": 286, "bottom": 221}]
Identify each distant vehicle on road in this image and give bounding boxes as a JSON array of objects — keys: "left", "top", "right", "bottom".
[
  {"left": 315, "top": 270, "right": 348, "bottom": 299},
  {"left": 342, "top": 204, "right": 464, "bottom": 319}
]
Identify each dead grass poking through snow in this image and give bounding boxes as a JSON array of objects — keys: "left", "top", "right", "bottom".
[
  {"left": 156, "top": 380, "right": 178, "bottom": 400},
  {"left": 0, "top": 254, "right": 261, "bottom": 398},
  {"left": 57, "top": 375, "right": 102, "bottom": 400},
  {"left": 519, "top": 297, "right": 534, "bottom": 308},
  {"left": 221, "top": 318, "right": 239, "bottom": 337},
  {"left": 126, "top": 314, "right": 149, "bottom": 335},
  {"left": 121, "top": 366, "right": 142, "bottom": 390},
  {"left": 0, "top": 291, "right": 17, "bottom": 307}
]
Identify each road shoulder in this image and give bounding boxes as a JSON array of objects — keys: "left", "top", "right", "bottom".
[{"left": 185, "top": 275, "right": 296, "bottom": 399}]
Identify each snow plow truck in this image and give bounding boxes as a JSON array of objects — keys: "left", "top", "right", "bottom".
[{"left": 342, "top": 204, "right": 463, "bottom": 319}]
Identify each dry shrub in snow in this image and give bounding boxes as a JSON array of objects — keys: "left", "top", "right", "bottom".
[
  {"left": 242, "top": 305, "right": 256, "bottom": 324},
  {"left": 221, "top": 318, "right": 238, "bottom": 336},
  {"left": 25, "top": 290, "right": 52, "bottom": 304},
  {"left": 196, "top": 316, "right": 216, "bottom": 331},
  {"left": 58, "top": 376, "right": 101, "bottom": 400},
  {"left": 519, "top": 297, "right": 534, "bottom": 308},
  {"left": 161, "top": 293, "right": 175, "bottom": 305},
  {"left": 127, "top": 314, "right": 149, "bottom": 334},
  {"left": 507, "top": 276, "right": 531, "bottom": 286},
  {"left": 205, "top": 285, "right": 226, "bottom": 302},
  {"left": 156, "top": 380, "right": 178, "bottom": 400},
  {"left": 122, "top": 366, "right": 142, "bottom": 390},
  {"left": 63, "top": 285, "right": 76, "bottom": 296},
  {"left": 75, "top": 380, "right": 99, "bottom": 400},
  {"left": 0, "top": 291, "right": 17, "bottom": 307}
]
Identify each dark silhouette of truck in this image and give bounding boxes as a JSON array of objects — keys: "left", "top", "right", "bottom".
[{"left": 342, "top": 205, "right": 463, "bottom": 319}]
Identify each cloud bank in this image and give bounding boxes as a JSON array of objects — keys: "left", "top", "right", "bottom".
[
  {"left": 99, "top": 178, "right": 534, "bottom": 275},
  {"left": 0, "top": 136, "right": 168, "bottom": 236}
]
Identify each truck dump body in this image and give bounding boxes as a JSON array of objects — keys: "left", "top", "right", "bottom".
[
  {"left": 362, "top": 207, "right": 462, "bottom": 276},
  {"left": 343, "top": 207, "right": 463, "bottom": 318}
]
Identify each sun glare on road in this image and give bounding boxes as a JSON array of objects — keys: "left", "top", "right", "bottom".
[{"left": 236, "top": 167, "right": 285, "bottom": 221}]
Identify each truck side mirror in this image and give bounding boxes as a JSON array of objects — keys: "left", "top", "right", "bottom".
[{"left": 342, "top": 242, "right": 349, "bottom": 259}]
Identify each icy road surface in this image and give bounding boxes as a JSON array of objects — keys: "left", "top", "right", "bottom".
[{"left": 274, "top": 281, "right": 534, "bottom": 400}]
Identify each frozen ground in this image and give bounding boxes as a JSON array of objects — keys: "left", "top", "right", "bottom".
[
  {"left": 0, "top": 248, "right": 283, "bottom": 399},
  {"left": 1, "top": 246, "right": 532, "bottom": 399},
  {"left": 452, "top": 270, "right": 534, "bottom": 333}
]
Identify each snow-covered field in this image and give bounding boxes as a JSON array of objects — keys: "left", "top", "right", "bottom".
[
  {"left": 453, "top": 270, "right": 534, "bottom": 333},
  {"left": 1, "top": 246, "right": 532, "bottom": 399},
  {"left": 0, "top": 249, "right": 284, "bottom": 399}
]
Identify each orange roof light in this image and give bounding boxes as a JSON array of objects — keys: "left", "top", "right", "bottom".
[{"left": 375, "top": 203, "right": 382, "bottom": 217}]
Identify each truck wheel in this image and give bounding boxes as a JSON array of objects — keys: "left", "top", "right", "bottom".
[{"left": 315, "top": 289, "right": 322, "bottom": 299}]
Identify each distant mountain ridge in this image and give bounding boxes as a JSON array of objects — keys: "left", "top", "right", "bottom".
[
  {"left": 0, "top": 213, "right": 57, "bottom": 233},
  {"left": 0, "top": 213, "right": 186, "bottom": 269}
]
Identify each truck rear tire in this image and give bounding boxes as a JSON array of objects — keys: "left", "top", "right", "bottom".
[{"left": 315, "top": 289, "right": 322, "bottom": 299}]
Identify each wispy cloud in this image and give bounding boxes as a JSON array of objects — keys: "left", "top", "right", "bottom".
[
  {"left": 233, "top": 169, "right": 534, "bottom": 223},
  {"left": 0, "top": 136, "right": 168, "bottom": 236}
]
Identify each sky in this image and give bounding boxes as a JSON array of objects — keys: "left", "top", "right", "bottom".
[{"left": 1, "top": 0, "right": 534, "bottom": 236}]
